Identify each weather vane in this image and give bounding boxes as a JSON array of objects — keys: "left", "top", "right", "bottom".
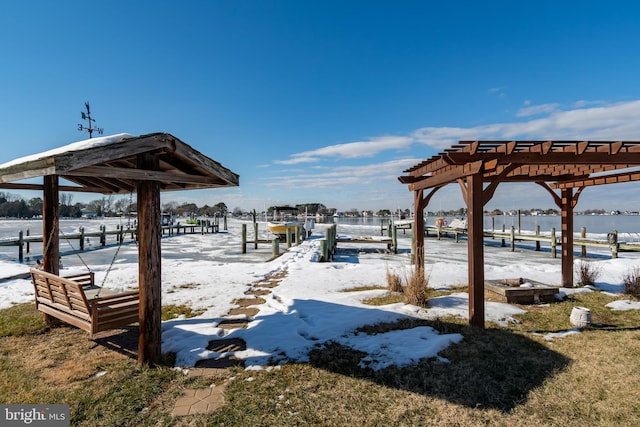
[{"left": 77, "top": 101, "right": 103, "bottom": 138}]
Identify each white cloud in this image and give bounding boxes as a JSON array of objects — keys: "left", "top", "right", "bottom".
[
  {"left": 516, "top": 103, "right": 559, "bottom": 117},
  {"left": 263, "top": 158, "right": 420, "bottom": 190},
  {"left": 413, "top": 100, "right": 640, "bottom": 149},
  {"left": 274, "top": 135, "right": 414, "bottom": 165},
  {"left": 275, "top": 100, "right": 640, "bottom": 163}
]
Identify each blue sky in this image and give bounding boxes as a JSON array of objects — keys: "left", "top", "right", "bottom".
[{"left": 2, "top": 1, "right": 640, "bottom": 212}]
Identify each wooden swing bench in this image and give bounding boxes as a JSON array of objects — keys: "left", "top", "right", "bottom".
[{"left": 30, "top": 268, "right": 139, "bottom": 336}]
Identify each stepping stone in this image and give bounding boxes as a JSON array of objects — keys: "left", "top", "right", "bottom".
[
  {"left": 194, "top": 337, "right": 247, "bottom": 369},
  {"left": 171, "top": 383, "right": 227, "bottom": 416},
  {"left": 245, "top": 288, "right": 271, "bottom": 296},
  {"left": 206, "top": 337, "right": 246, "bottom": 352},
  {"left": 217, "top": 318, "right": 248, "bottom": 329},
  {"left": 254, "top": 281, "right": 279, "bottom": 289},
  {"left": 227, "top": 307, "right": 260, "bottom": 317},
  {"left": 233, "top": 297, "right": 266, "bottom": 307}
]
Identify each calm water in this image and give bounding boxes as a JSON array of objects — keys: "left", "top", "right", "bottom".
[{"left": 331, "top": 214, "right": 640, "bottom": 235}]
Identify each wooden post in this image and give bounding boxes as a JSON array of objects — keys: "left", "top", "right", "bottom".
[
  {"left": 286, "top": 227, "right": 292, "bottom": 249},
  {"left": 43, "top": 175, "right": 59, "bottom": 276},
  {"left": 80, "top": 227, "right": 85, "bottom": 250},
  {"left": 137, "top": 153, "right": 162, "bottom": 366},
  {"left": 501, "top": 224, "right": 506, "bottom": 247},
  {"left": 392, "top": 225, "right": 398, "bottom": 254},
  {"left": 42, "top": 175, "right": 59, "bottom": 326},
  {"left": 272, "top": 237, "right": 280, "bottom": 257},
  {"left": 319, "top": 239, "right": 327, "bottom": 262},
  {"left": 581, "top": 227, "right": 587, "bottom": 257},
  {"left": 100, "top": 225, "right": 106, "bottom": 246},
  {"left": 466, "top": 173, "right": 485, "bottom": 328},
  {"left": 410, "top": 222, "right": 415, "bottom": 264},
  {"left": 242, "top": 224, "right": 247, "bottom": 253},
  {"left": 26, "top": 229, "right": 30, "bottom": 254},
  {"left": 561, "top": 188, "right": 574, "bottom": 287},
  {"left": 18, "top": 230, "right": 23, "bottom": 262},
  {"left": 491, "top": 217, "right": 495, "bottom": 238},
  {"left": 609, "top": 230, "right": 619, "bottom": 259},
  {"left": 253, "top": 222, "right": 258, "bottom": 250},
  {"left": 551, "top": 227, "right": 557, "bottom": 258},
  {"left": 224, "top": 214, "right": 228, "bottom": 231},
  {"left": 535, "top": 225, "right": 540, "bottom": 251},
  {"left": 413, "top": 189, "right": 425, "bottom": 271},
  {"left": 517, "top": 209, "right": 521, "bottom": 234},
  {"left": 510, "top": 226, "right": 515, "bottom": 252}
]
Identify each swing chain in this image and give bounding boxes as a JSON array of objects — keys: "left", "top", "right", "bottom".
[
  {"left": 60, "top": 228, "right": 92, "bottom": 273},
  {"left": 100, "top": 241, "right": 122, "bottom": 287}
]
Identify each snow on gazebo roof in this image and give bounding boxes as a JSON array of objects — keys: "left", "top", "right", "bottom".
[{"left": 0, "top": 132, "right": 239, "bottom": 194}]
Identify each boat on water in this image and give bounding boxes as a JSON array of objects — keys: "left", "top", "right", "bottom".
[
  {"left": 267, "top": 220, "right": 300, "bottom": 236},
  {"left": 267, "top": 205, "right": 302, "bottom": 238},
  {"left": 267, "top": 205, "right": 316, "bottom": 238}
]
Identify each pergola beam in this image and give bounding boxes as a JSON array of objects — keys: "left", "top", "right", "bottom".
[{"left": 408, "top": 161, "right": 483, "bottom": 191}]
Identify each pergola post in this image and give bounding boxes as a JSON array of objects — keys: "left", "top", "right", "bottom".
[
  {"left": 561, "top": 188, "right": 574, "bottom": 287},
  {"left": 466, "top": 172, "right": 485, "bottom": 328},
  {"left": 137, "top": 153, "right": 162, "bottom": 366},
  {"left": 413, "top": 189, "right": 425, "bottom": 270}
]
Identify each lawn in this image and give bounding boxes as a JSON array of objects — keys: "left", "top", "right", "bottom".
[{"left": 2, "top": 290, "right": 640, "bottom": 426}]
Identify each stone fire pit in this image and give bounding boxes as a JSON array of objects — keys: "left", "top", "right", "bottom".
[{"left": 485, "top": 278, "right": 559, "bottom": 304}]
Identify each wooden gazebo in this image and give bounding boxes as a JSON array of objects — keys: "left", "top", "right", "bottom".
[
  {"left": 399, "top": 140, "right": 640, "bottom": 328},
  {"left": 0, "top": 132, "right": 239, "bottom": 364}
]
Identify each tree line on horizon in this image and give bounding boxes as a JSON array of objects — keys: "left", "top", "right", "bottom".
[
  {"left": 0, "top": 192, "right": 229, "bottom": 219},
  {"left": 0, "top": 191, "right": 618, "bottom": 219}
]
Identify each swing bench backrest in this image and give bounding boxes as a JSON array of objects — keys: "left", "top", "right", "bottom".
[{"left": 30, "top": 269, "right": 139, "bottom": 337}]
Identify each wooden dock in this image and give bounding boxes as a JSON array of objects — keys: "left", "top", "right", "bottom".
[
  {"left": 0, "top": 219, "right": 224, "bottom": 262},
  {"left": 426, "top": 224, "right": 636, "bottom": 258}
]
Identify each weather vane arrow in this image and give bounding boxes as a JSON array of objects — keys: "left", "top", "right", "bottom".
[{"left": 77, "top": 101, "right": 104, "bottom": 138}]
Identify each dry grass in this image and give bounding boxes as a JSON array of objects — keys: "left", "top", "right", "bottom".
[
  {"left": 575, "top": 260, "right": 601, "bottom": 286},
  {"left": 403, "top": 266, "right": 429, "bottom": 306},
  {"left": 386, "top": 268, "right": 404, "bottom": 293},
  {"left": 3, "top": 290, "right": 640, "bottom": 426},
  {"left": 622, "top": 267, "right": 640, "bottom": 297}
]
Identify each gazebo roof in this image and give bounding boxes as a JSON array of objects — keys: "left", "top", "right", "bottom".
[
  {"left": 399, "top": 140, "right": 640, "bottom": 191},
  {"left": 0, "top": 132, "right": 239, "bottom": 194}
]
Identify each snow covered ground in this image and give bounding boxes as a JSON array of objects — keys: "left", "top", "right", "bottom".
[{"left": 1, "top": 218, "right": 639, "bottom": 370}]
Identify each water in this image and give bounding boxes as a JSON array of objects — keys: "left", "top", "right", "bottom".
[
  {"left": 483, "top": 214, "right": 640, "bottom": 235},
  {"left": 329, "top": 214, "right": 640, "bottom": 235}
]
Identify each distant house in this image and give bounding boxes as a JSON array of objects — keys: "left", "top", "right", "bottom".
[{"left": 81, "top": 209, "right": 96, "bottom": 219}]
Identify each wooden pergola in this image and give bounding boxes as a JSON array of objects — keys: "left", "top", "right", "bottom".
[
  {"left": 399, "top": 140, "right": 640, "bottom": 328},
  {"left": 0, "top": 132, "right": 239, "bottom": 364}
]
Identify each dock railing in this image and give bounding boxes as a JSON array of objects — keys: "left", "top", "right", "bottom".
[
  {"left": 0, "top": 219, "right": 224, "bottom": 262},
  {"left": 426, "top": 225, "right": 627, "bottom": 259}
]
